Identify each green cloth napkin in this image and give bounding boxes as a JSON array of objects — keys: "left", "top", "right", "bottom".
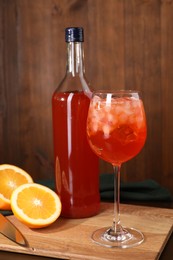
[
  {"left": 1, "top": 176, "right": 172, "bottom": 216},
  {"left": 0, "top": 210, "right": 12, "bottom": 216},
  {"left": 100, "top": 173, "right": 173, "bottom": 202}
]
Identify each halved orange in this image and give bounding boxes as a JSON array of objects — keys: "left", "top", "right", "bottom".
[
  {"left": 0, "top": 164, "right": 33, "bottom": 210},
  {"left": 11, "top": 183, "right": 62, "bottom": 228}
]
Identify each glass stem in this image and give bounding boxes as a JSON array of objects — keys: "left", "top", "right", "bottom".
[{"left": 112, "top": 164, "right": 122, "bottom": 234}]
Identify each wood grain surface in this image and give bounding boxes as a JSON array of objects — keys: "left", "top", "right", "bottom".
[
  {"left": 0, "top": 203, "right": 172, "bottom": 260},
  {"left": 0, "top": 0, "right": 173, "bottom": 194}
]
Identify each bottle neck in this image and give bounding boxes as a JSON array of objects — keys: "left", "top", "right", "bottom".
[{"left": 66, "top": 42, "right": 85, "bottom": 76}]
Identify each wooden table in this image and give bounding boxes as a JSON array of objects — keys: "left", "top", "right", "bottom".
[{"left": 0, "top": 202, "right": 172, "bottom": 260}]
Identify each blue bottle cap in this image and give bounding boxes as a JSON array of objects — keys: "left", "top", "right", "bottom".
[{"left": 65, "top": 27, "right": 84, "bottom": 42}]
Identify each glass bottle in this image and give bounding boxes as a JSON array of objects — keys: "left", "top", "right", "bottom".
[{"left": 52, "top": 27, "right": 100, "bottom": 218}]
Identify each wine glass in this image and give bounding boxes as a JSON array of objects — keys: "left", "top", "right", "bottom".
[{"left": 86, "top": 90, "right": 147, "bottom": 248}]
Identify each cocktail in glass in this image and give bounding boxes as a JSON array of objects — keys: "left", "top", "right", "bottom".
[{"left": 87, "top": 90, "right": 147, "bottom": 248}]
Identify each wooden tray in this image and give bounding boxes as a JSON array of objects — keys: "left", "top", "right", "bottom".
[{"left": 0, "top": 203, "right": 172, "bottom": 260}]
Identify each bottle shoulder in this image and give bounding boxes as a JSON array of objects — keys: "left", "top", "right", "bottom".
[{"left": 54, "top": 74, "right": 91, "bottom": 94}]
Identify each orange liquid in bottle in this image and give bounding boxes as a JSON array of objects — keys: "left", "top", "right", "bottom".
[{"left": 52, "top": 91, "right": 100, "bottom": 218}]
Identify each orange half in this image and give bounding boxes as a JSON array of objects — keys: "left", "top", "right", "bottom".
[
  {"left": 11, "top": 183, "right": 62, "bottom": 228},
  {"left": 0, "top": 164, "right": 33, "bottom": 210}
]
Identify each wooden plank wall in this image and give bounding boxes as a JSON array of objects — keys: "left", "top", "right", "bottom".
[{"left": 0, "top": 0, "right": 173, "bottom": 194}]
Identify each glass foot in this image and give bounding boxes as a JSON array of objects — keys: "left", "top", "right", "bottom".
[{"left": 91, "top": 226, "right": 144, "bottom": 248}]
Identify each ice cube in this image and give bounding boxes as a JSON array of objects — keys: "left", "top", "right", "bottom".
[
  {"left": 119, "top": 113, "right": 128, "bottom": 124},
  {"left": 92, "top": 122, "right": 98, "bottom": 132},
  {"left": 117, "top": 125, "right": 137, "bottom": 144},
  {"left": 103, "top": 124, "right": 110, "bottom": 139},
  {"left": 107, "top": 114, "right": 114, "bottom": 122}
]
